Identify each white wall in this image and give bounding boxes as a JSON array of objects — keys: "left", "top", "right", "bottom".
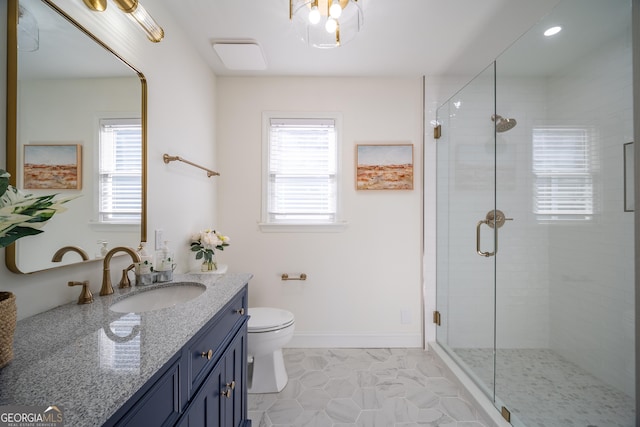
[
  {"left": 216, "top": 77, "right": 424, "bottom": 348},
  {"left": 494, "top": 76, "right": 552, "bottom": 349},
  {"left": 1, "top": 0, "right": 218, "bottom": 320}
]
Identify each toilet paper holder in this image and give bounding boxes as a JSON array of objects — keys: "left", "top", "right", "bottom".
[{"left": 281, "top": 273, "right": 307, "bottom": 281}]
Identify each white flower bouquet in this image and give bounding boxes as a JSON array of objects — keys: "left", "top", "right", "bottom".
[{"left": 190, "top": 229, "right": 230, "bottom": 271}]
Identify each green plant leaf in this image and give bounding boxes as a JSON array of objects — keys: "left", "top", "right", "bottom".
[
  {"left": 25, "top": 210, "right": 56, "bottom": 223},
  {"left": 0, "top": 225, "right": 43, "bottom": 248}
]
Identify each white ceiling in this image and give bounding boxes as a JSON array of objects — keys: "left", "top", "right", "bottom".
[
  {"left": 20, "top": 0, "right": 629, "bottom": 84},
  {"left": 157, "top": 0, "right": 563, "bottom": 78}
]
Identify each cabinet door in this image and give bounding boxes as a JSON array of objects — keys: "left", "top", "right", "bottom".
[
  {"left": 223, "top": 324, "right": 248, "bottom": 427},
  {"left": 111, "top": 359, "right": 181, "bottom": 427},
  {"left": 179, "top": 359, "right": 225, "bottom": 427}
]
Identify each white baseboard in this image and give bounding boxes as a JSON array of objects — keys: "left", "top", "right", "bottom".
[{"left": 287, "top": 332, "right": 423, "bottom": 348}]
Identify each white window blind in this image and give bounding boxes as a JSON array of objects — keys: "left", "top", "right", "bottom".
[
  {"left": 532, "top": 127, "right": 593, "bottom": 220},
  {"left": 99, "top": 118, "right": 142, "bottom": 223},
  {"left": 267, "top": 117, "right": 337, "bottom": 223}
]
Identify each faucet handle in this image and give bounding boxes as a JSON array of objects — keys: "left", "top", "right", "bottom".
[
  {"left": 119, "top": 264, "right": 135, "bottom": 289},
  {"left": 68, "top": 281, "right": 94, "bottom": 305}
]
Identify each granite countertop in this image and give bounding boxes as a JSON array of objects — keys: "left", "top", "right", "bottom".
[{"left": 0, "top": 272, "right": 252, "bottom": 426}]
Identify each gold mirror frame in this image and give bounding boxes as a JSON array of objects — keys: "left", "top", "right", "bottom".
[{"left": 5, "top": 0, "right": 147, "bottom": 273}]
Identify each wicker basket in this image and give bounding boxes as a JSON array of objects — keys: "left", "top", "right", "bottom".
[{"left": 0, "top": 292, "right": 16, "bottom": 369}]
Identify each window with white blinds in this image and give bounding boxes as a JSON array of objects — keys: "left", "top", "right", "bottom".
[
  {"left": 532, "top": 126, "right": 594, "bottom": 220},
  {"left": 98, "top": 118, "right": 142, "bottom": 223},
  {"left": 265, "top": 116, "right": 338, "bottom": 225}
]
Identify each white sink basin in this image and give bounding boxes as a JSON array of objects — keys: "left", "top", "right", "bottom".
[{"left": 110, "top": 282, "right": 206, "bottom": 313}]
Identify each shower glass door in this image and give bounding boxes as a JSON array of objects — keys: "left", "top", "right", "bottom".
[
  {"left": 435, "top": 63, "right": 497, "bottom": 400},
  {"left": 436, "top": 0, "right": 635, "bottom": 425},
  {"left": 492, "top": 0, "right": 635, "bottom": 425}
]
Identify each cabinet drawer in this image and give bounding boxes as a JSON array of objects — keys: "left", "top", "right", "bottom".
[{"left": 187, "top": 288, "right": 247, "bottom": 397}]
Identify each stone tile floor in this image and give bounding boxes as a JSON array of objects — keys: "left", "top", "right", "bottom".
[
  {"left": 248, "top": 348, "right": 488, "bottom": 427},
  {"left": 455, "top": 348, "right": 636, "bottom": 427}
]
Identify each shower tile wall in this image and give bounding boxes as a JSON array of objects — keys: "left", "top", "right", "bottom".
[
  {"left": 494, "top": 77, "right": 551, "bottom": 349},
  {"left": 545, "top": 29, "right": 635, "bottom": 398}
]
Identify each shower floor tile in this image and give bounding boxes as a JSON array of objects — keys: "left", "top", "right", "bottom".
[
  {"left": 248, "top": 348, "right": 489, "bottom": 427},
  {"left": 454, "top": 348, "right": 635, "bottom": 427}
]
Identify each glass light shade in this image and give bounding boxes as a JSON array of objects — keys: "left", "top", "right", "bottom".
[
  {"left": 128, "top": 2, "right": 165, "bottom": 42},
  {"left": 291, "top": 0, "right": 363, "bottom": 48},
  {"left": 113, "top": 0, "right": 164, "bottom": 42}
]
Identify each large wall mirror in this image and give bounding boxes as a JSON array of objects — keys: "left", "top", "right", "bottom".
[{"left": 6, "top": 0, "right": 147, "bottom": 273}]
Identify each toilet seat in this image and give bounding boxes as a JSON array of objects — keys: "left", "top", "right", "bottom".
[{"left": 248, "top": 307, "right": 294, "bottom": 333}]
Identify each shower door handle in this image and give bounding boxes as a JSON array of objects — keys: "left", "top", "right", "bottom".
[
  {"left": 476, "top": 210, "right": 512, "bottom": 257},
  {"left": 476, "top": 219, "right": 496, "bottom": 257}
]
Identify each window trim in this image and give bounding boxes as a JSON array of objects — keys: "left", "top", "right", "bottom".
[{"left": 259, "top": 112, "right": 346, "bottom": 232}]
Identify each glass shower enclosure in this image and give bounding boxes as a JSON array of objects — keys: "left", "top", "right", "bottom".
[{"left": 435, "top": 0, "right": 635, "bottom": 425}]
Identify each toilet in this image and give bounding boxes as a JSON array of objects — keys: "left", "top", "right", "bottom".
[{"left": 247, "top": 307, "right": 295, "bottom": 394}]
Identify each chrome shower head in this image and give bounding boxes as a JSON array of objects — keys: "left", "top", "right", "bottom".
[{"left": 491, "top": 114, "right": 517, "bottom": 133}]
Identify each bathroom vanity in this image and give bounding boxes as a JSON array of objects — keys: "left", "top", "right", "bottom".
[{"left": 0, "top": 273, "right": 252, "bottom": 427}]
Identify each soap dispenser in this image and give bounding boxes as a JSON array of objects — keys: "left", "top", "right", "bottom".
[
  {"left": 156, "top": 241, "right": 173, "bottom": 270},
  {"left": 135, "top": 242, "right": 154, "bottom": 285},
  {"left": 155, "top": 241, "right": 175, "bottom": 282}
]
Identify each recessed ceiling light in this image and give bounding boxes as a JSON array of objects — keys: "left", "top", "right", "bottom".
[
  {"left": 212, "top": 42, "right": 267, "bottom": 70},
  {"left": 544, "top": 26, "right": 562, "bottom": 37}
]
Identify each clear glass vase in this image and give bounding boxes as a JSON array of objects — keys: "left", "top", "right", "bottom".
[{"left": 200, "top": 256, "right": 217, "bottom": 272}]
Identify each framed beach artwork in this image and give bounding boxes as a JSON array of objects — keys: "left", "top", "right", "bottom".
[
  {"left": 356, "top": 143, "right": 414, "bottom": 190},
  {"left": 23, "top": 144, "right": 82, "bottom": 190}
]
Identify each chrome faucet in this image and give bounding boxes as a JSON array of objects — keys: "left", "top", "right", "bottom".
[
  {"left": 51, "top": 246, "right": 90, "bottom": 262},
  {"left": 100, "top": 247, "right": 141, "bottom": 296}
]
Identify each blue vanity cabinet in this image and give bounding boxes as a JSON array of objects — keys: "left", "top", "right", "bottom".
[
  {"left": 104, "top": 285, "right": 249, "bottom": 427},
  {"left": 177, "top": 322, "right": 249, "bottom": 427}
]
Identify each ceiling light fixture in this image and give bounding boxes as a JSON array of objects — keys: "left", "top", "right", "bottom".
[
  {"left": 290, "top": 0, "right": 363, "bottom": 48},
  {"left": 543, "top": 26, "right": 562, "bottom": 37},
  {"left": 83, "top": 0, "right": 164, "bottom": 43}
]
